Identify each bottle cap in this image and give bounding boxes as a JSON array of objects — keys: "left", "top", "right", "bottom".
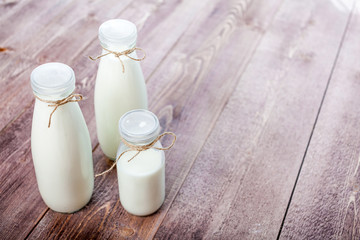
[
  {"left": 99, "top": 19, "right": 137, "bottom": 49},
  {"left": 30, "top": 62, "right": 75, "bottom": 97},
  {"left": 119, "top": 109, "right": 160, "bottom": 145}
]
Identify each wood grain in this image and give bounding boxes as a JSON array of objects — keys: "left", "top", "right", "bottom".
[
  {"left": 0, "top": 102, "right": 41, "bottom": 239},
  {"left": 153, "top": 0, "right": 355, "bottom": 239},
  {"left": 280, "top": 1, "right": 360, "bottom": 239}
]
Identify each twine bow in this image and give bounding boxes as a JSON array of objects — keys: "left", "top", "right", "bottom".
[
  {"left": 34, "top": 93, "right": 83, "bottom": 128},
  {"left": 89, "top": 47, "right": 146, "bottom": 73},
  {"left": 95, "top": 132, "right": 176, "bottom": 177}
]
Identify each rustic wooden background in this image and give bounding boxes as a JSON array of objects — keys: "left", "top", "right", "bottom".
[{"left": 1, "top": 0, "right": 360, "bottom": 239}]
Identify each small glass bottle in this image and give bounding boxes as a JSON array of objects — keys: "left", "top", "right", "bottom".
[
  {"left": 30, "top": 62, "right": 94, "bottom": 213},
  {"left": 94, "top": 19, "right": 148, "bottom": 160},
  {"left": 116, "top": 109, "right": 165, "bottom": 216}
]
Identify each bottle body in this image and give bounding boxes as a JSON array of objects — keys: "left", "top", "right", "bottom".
[
  {"left": 31, "top": 98, "right": 94, "bottom": 213},
  {"left": 116, "top": 141, "right": 165, "bottom": 216},
  {"left": 94, "top": 51, "right": 148, "bottom": 159}
]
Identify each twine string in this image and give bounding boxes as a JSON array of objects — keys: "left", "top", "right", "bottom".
[
  {"left": 34, "top": 93, "right": 83, "bottom": 128},
  {"left": 89, "top": 47, "right": 146, "bottom": 73},
  {"left": 95, "top": 132, "right": 176, "bottom": 177}
]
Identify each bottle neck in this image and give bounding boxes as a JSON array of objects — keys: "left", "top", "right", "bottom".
[
  {"left": 122, "top": 135, "right": 158, "bottom": 147},
  {"left": 100, "top": 41, "right": 136, "bottom": 52},
  {"left": 33, "top": 88, "right": 74, "bottom": 101}
]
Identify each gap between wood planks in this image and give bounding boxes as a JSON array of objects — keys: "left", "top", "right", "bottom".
[
  {"left": 276, "top": 0, "right": 358, "bottom": 239},
  {"left": 0, "top": 99, "right": 34, "bottom": 136},
  {"left": 25, "top": 208, "right": 50, "bottom": 239}
]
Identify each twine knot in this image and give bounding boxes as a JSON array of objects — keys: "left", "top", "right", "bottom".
[
  {"left": 89, "top": 47, "right": 146, "bottom": 73},
  {"left": 34, "top": 93, "right": 83, "bottom": 128},
  {"left": 95, "top": 132, "right": 176, "bottom": 177}
]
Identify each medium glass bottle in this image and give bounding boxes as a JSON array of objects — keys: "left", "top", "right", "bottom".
[
  {"left": 31, "top": 62, "right": 94, "bottom": 213},
  {"left": 94, "top": 19, "right": 148, "bottom": 160},
  {"left": 116, "top": 109, "right": 165, "bottom": 216}
]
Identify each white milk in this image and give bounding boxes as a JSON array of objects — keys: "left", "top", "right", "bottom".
[
  {"left": 31, "top": 63, "right": 94, "bottom": 213},
  {"left": 117, "top": 143, "right": 165, "bottom": 216},
  {"left": 116, "top": 109, "right": 165, "bottom": 216},
  {"left": 94, "top": 19, "right": 148, "bottom": 160}
]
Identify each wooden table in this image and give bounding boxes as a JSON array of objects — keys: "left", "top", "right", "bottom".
[{"left": 1, "top": 0, "right": 360, "bottom": 239}]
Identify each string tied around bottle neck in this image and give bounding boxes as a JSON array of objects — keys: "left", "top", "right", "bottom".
[
  {"left": 34, "top": 93, "right": 83, "bottom": 128},
  {"left": 89, "top": 46, "right": 146, "bottom": 73},
  {"left": 95, "top": 132, "right": 176, "bottom": 177}
]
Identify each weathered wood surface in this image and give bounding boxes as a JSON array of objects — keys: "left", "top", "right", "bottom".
[
  {"left": 154, "top": 0, "right": 356, "bottom": 238},
  {"left": 0, "top": 0, "right": 359, "bottom": 239},
  {"left": 280, "top": 1, "right": 360, "bottom": 239}
]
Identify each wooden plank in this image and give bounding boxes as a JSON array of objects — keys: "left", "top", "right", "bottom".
[
  {"left": 153, "top": 0, "right": 355, "bottom": 239},
  {"left": 0, "top": 101, "right": 43, "bottom": 239},
  {"left": 0, "top": 0, "right": 51, "bottom": 32},
  {"left": 280, "top": 1, "right": 360, "bottom": 239},
  {"left": 0, "top": 0, "right": 84, "bottom": 72},
  {"left": 27, "top": 0, "right": 284, "bottom": 239},
  {"left": 0, "top": 0, "right": 224, "bottom": 238}
]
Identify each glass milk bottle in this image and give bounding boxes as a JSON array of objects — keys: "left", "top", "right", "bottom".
[
  {"left": 93, "top": 19, "right": 148, "bottom": 160},
  {"left": 116, "top": 110, "right": 166, "bottom": 216},
  {"left": 30, "top": 62, "right": 94, "bottom": 213}
]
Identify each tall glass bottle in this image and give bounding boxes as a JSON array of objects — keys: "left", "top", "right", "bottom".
[
  {"left": 31, "top": 62, "right": 94, "bottom": 213},
  {"left": 94, "top": 19, "right": 148, "bottom": 160}
]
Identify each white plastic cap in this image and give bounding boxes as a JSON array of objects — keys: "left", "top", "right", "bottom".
[
  {"left": 98, "top": 19, "right": 137, "bottom": 49},
  {"left": 30, "top": 62, "right": 75, "bottom": 97},
  {"left": 119, "top": 109, "right": 160, "bottom": 145}
]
